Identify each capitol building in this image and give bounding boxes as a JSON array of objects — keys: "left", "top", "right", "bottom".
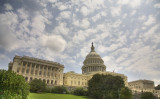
[
  {"left": 8, "top": 43, "right": 160, "bottom": 97},
  {"left": 8, "top": 43, "right": 128, "bottom": 87}
]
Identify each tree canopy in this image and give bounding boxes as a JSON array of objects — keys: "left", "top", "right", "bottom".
[
  {"left": 88, "top": 74, "right": 125, "bottom": 99},
  {"left": 0, "top": 69, "right": 30, "bottom": 99},
  {"left": 120, "top": 87, "right": 132, "bottom": 99},
  {"left": 29, "top": 78, "right": 46, "bottom": 93},
  {"left": 141, "top": 92, "right": 156, "bottom": 99}
]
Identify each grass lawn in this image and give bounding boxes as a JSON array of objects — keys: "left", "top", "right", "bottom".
[{"left": 28, "top": 93, "right": 90, "bottom": 99}]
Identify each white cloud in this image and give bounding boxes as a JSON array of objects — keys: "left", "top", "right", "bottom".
[
  {"left": 0, "top": 12, "right": 20, "bottom": 51},
  {"left": 143, "top": 24, "right": 159, "bottom": 42},
  {"left": 47, "top": 0, "right": 57, "bottom": 3},
  {"left": 118, "top": 0, "right": 141, "bottom": 8},
  {"left": 144, "top": 15, "right": 156, "bottom": 26},
  {"left": 118, "top": 0, "right": 129, "bottom": 5},
  {"left": 138, "top": 15, "right": 146, "bottom": 21},
  {"left": 92, "top": 13, "right": 101, "bottom": 22},
  {"left": 103, "top": 56, "right": 119, "bottom": 72},
  {"left": 17, "top": 8, "right": 29, "bottom": 20},
  {"left": 154, "top": 3, "right": 160, "bottom": 8},
  {"left": 80, "top": 6, "right": 89, "bottom": 16},
  {"left": 31, "top": 14, "right": 49, "bottom": 35},
  {"left": 4, "top": 3, "right": 13, "bottom": 11},
  {"left": 73, "top": 18, "right": 90, "bottom": 29},
  {"left": 58, "top": 4, "right": 68, "bottom": 10},
  {"left": 130, "top": 10, "right": 136, "bottom": 16},
  {"left": 41, "top": 34, "right": 66, "bottom": 53},
  {"left": 81, "top": 18, "right": 90, "bottom": 28},
  {"left": 110, "top": 6, "right": 121, "bottom": 17},
  {"left": 58, "top": 11, "right": 71, "bottom": 19},
  {"left": 130, "top": 0, "right": 141, "bottom": 8},
  {"left": 97, "top": 45, "right": 107, "bottom": 53},
  {"left": 53, "top": 22, "right": 69, "bottom": 35}
]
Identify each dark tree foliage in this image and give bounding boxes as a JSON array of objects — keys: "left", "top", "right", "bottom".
[
  {"left": 155, "top": 84, "right": 160, "bottom": 90},
  {"left": 51, "top": 86, "right": 68, "bottom": 94},
  {"left": 141, "top": 92, "right": 156, "bottom": 99},
  {"left": 29, "top": 79, "right": 46, "bottom": 93},
  {"left": 88, "top": 74, "right": 125, "bottom": 99},
  {"left": 73, "top": 87, "right": 88, "bottom": 96},
  {"left": 120, "top": 87, "right": 132, "bottom": 99},
  {"left": 0, "top": 70, "right": 30, "bottom": 99}
]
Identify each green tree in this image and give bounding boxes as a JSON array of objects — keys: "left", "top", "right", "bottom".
[
  {"left": 73, "top": 87, "right": 88, "bottom": 96},
  {"left": 51, "top": 86, "right": 68, "bottom": 94},
  {"left": 29, "top": 79, "right": 46, "bottom": 93},
  {"left": 155, "top": 84, "right": 160, "bottom": 90},
  {"left": 88, "top": 74, "right": 125, "bottom": 99},
  {"left": 120, "top": 87, "right": 132, "bottom": 99},
  {"left": 0, "top": 69, "right": 30, "bottom": 99},
  {"left": 141, "top": 92, "right": 156, "bottom": 99}
]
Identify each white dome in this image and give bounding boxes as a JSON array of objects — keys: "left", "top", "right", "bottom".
[{"left": 82, "top": 43, "right": 106, "bottom": 74}]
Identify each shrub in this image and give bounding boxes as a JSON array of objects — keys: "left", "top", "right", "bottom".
[
  {"left": 141, "top": 92, "right": 156, "bottom": 99},
  {"left": 0, "top": 70, "right": 30, "bottom": 99},
  {"left": 29, "top": 79, "right": 46, "bottom": 93},
  {"left": 73, "top": 87, "right": 88, "bottom": 96},
  {"left": 51, "top": 86, "right": 68, "bottom": 94},
  {"left": 45, "top": 87, "right": 52, "bottom": 93}
]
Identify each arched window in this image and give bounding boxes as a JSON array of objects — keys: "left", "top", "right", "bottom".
[{"left": 25, "top": 77, "right": 28, "bottom": 81}]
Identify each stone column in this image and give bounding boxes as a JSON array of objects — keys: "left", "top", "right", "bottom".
[
  {"left": 41, "top": 65, "right": 43, "bottom": 77},
  {"left": 20, "top": 61, "right": 23, "bottom": 74},
  {"left": 33, "top": 64, "right": 36, "bottom": 76},
  {"left": 29, "top": 63, "right": 32, "bottom": 75},
  {"left": 24, "top": 62, "right": 28, "bottom": 74},
  {"left": 46, "top": 66, "right": 48, "bottom": 77},
  {"left": 49, "top": 66, "right": 52, "bottom": 78},
  {"left": 38, "top": 64, "right": 40, "bottom": 76}
]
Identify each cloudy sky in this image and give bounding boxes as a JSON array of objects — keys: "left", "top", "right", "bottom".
[{"left": 0, "top": 0, "right": 160, "bottom": 85}]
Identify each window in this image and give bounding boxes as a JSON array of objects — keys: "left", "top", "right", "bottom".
[
  {"left": 51, "top": 80, "right": 53, "bottom": 84},
  {"left": 47, "top": 80, "right": 49, "bottom": 84},
  {"left": 30, "top": 77, "right": 32, "bottom": 81},
  {"left": 78, "top": 81, "right": 80, "bottom": 85},
  {"left": 25, "top": 77, "right": 28, "bottom": 81},
  {"left": 43, "top": 79, "right": 46, "bottom": 83},
  {"left": 55, "top": 81, "right": 57, "bottom": 85}
]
